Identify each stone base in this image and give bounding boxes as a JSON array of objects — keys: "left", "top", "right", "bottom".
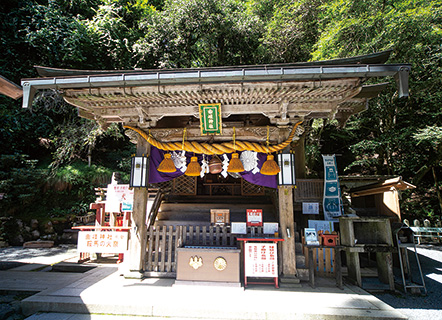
[
  {"left": 23, "top": 241, "right": 54, "bottom": 248},
  {"left": 123, "top": 270, "right": 144, "bottom": 279},
  {"left": 173, "top": 280, "right": 243, "bottom": 288}
]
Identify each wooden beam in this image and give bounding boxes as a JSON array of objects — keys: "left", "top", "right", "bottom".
[{"left": 0, "top": 75, "right": 23, "bottom": 100}]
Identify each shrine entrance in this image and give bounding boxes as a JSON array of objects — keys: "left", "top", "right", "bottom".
[{"left": 157, "top": 175, "right": 265, "bottom": 197}]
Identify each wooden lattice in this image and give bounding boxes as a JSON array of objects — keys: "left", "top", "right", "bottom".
[
  {"left": 294, "top": 179, "right": 324, "bottom": 201},
  {"left": 150, "top": 180, "right": 172, "bottom": 192},
  {"left": 241, "top": 179, "right": 265, "bottom": 196},
  {"left": 172, "top": 175, "right": 196, "bottom": 195}
]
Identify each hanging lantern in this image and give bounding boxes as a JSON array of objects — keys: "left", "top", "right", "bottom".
[
  {"left": 157, "top": 153, "right": 177, "bottom": 173},
  {"left": 260, "top": 154, "right": 280, "bottom": 175},
  {"left": 277, "top": 151, "right": 295, "bottom": 185},
  {"left": 185, "top": 156, "right": 202, "bottom": 176},
  {"left": 209, "top": 155, "right": 223, "bottom": 174},
  {"left": 227, "top": 153, "right": 244, "bottom": 173},
  {"left": 130, "top": 155, "right": 149, "bottom": 188}
]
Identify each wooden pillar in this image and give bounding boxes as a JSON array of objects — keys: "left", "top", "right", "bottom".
[
  {"left": 278, "top": 185, "right": 297, "bottom": 277},
  {"left": 126, "top": 136, "right": 150, "bottom": 278}
]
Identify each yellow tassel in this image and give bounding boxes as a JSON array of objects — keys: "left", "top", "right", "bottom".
[
  {"left": 185, "top": 156, "right": 201, "bottom": 176},
  {"left": 157, "top": 153, "right": 176, "bottom": 173},
  {"left": 227, "top": 153, "right": 244, "bottom": 173},
  {"left": 260, "top": 154, "right": 280, "bottom": 175}
]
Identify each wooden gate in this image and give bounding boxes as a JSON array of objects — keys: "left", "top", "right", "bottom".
[{"left": 145, "top": 225, "right": 266, "bottom": 277}]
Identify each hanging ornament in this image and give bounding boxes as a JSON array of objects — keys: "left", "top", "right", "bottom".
[
  {"left": 171, "top": 150, "right": 187, "bottom": 173},
  {"left": 221, "top": 154, "right": 229, "bottom": 178},
  {"left": 260, "top": 126, "right": 280, "bottom": 175},
  {"left": 260, "top": 154, "right": 280, "bottom": 175},
  {"left": 157, "top": 153, "right": 177, "bottom": 173},
  {"left": 228, "top": 153, "right": 245, "bottom": 173},
  {"left": 209, "top": 155, "right": 223, "bottom": 174},
  {"left": 227, "top": 127, "right": 244, "bottom": 173},
  {"left": 185, "top": 156, "right": 202, "bottom": 176},
  {"left": 200, "top": 155, "right": 209, "bottom": 178},
  {"left": 240, "top": 150, "right": 259, "bottom": 173}
]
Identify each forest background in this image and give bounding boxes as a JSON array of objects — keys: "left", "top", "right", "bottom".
[{"left": 0, "top": 0, "right": 441, "bottom": 244}]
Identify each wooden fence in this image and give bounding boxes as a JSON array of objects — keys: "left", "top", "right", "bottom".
[
  {"left": 145, "top": 225, "right": 266, "bottom": 277},
  {"left": 304, "top": 246, "right": 337, "bottom": 277}
]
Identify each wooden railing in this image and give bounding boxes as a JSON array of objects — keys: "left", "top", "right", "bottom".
[
  {"left": 145, "top": 225, "right": 266, "bottom": 276},
  {"left": 303, "top": 245, "right": 337, "bottom": 277}
]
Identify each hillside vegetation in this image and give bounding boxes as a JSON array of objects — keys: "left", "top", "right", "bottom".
[{"left": 0, "top": 0, "right": 441, "bottom": 243}]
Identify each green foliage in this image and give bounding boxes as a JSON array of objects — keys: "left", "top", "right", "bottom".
[
  {"left": 261, "top": 0, "right": 321, "bottom": 63},
  {"left": 1, "top": 0, "right": 441, "bottom": 222},
  {"left": 311, "top": 0, "right": 442, "bottom": 218},
  {"left": 133, "top": 0, "right": 265, "bottom": 68},
  {"left": 0, "top": 154, "right": 44, "bottom": 216}
]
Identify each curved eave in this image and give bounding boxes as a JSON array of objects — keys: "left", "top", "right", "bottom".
[
  {"left": 34, "top": 49, "right": 394, "bottom": 77},
  {"left": 21, "top": 63, "right": 410, "bottom": 109}
]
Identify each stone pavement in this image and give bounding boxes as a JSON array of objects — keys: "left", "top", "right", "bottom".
[{"left": 0, "top": 246, "right": 407, "bottom": 320}]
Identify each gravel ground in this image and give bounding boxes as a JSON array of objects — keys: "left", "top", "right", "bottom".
[{"left": 373, "top": 244, "right": 442, "bottom": 320}]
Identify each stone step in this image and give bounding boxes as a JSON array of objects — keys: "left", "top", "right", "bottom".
[
  {"left": 297, "top": 268, "right": 309, "bottom": 281},
  {"left": 296, "top": 256, "right": 306, "bottom": 269}
]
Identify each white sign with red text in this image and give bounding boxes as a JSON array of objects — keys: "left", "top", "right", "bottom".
[
  {"left": 77, "top": 231, "right": 128, "bottom": 253},
  {"left": 105, "top": 184, "right": 134, "bottom": 213},
  {"left": 244, "top": 243, "right": 277, "bottom": 277},
  {"left": 246, "top": 209, "right": 263, "bottom": 226}
]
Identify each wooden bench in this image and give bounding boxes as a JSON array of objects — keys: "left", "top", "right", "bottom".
[{"left": 410, "top": 227, "right": 442, "bottom": 244}]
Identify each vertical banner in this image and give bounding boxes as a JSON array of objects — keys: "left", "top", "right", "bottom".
[
  {"left": 322, "top": 155, "right": 342, "bottom": 221},
  {"left": 199, "top": 103, "right": 222, "bottom": 135}
]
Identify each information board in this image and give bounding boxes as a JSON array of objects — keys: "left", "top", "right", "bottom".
[
  {"left": 244, "top": 243, "right": 277, "bottom": 278},
  {"left": 105, "top": 184, "right": 134, "bottom": 213},
  {"left": 246, "top": 209, "right": 263, "bottom": 226},
  {"left": 77, "top": 231, "right": 128, "bottom": 253}
]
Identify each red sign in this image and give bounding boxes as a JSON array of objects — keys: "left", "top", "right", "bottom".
[
  {"left": 244, "top": 243, "right": 277, "bottom": 277},
  {"left": 246, "top": 209, "right": 263, "bottom": 226}
]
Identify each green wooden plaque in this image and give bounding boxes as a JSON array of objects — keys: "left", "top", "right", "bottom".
[{"left": 199, "top": 103, "right": 222, "bottom": 135}]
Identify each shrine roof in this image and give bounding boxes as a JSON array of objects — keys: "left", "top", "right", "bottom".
[{"left": 20, "top": 51, "right": 410, "bottom": 135}]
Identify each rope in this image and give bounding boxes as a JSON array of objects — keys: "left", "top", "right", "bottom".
[{"left": 124, "top": 121, "right": 302, "bottom": 155}]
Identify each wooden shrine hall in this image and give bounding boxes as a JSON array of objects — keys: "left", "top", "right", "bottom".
[{"left": 21, "top": 50, "right": 410, "bottom": 282}]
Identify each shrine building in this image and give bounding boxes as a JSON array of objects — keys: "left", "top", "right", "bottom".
[{"left": 21, "top": 50, "right": 410, "bottom": 285}]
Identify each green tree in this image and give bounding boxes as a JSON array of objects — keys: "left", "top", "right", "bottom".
[
  {"left": 261, "top": 0, "right": 321, "bottom": 63},
  {"left": 133, "top": 0, "right": 265, "bottom": 68},
  {"left": 312, "top": 0, "right": 442, "bottom": 218}
]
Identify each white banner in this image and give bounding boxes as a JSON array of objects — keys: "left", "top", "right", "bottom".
[
  {"left": 77, "top": 231, "right": 128, "bottom": 253},
  {"left": 322, "top": 155, "right": 342, "bottom": 221},
  {"left": 244, "top": 243, "right": 277, "bottom": 277},
  {"left": 105, "top": 184, "right": 134, "bottom": 213}
]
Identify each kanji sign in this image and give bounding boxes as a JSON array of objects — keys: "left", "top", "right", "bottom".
[
  {"left": 244, "top": 243, "right": 277, "bottom": 277},
  {"left": 105, "top": 184, "right": 134, "bottom": 213},
  {"left": 77, "top": 231, "right": 128, "bottom": 253},
  {"left": 199, "top": 103, "right": 222, "bottom": 135},
  {"left": 246, "top": 209, "right": 263, "bottom": 226}
]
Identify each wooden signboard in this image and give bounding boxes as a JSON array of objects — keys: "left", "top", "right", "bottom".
[
  {"left": 77, "top": 231, "right": 128, "bottom": 253},
  {"left": 244, "top": 243, "right": 277, "bottom": 278},
  {"left": 210, "top": 209, "right": 230, "bottom": 225},
  {"left": 199, "top": 103, "right": 222, "bottom": 135}
]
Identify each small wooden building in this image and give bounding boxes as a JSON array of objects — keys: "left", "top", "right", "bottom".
[
  {"left": 349, "top": 177, "right": 416, "bottom": 220},
  {"left": 21, "top": 50, "right": 410, "bottom": 281}
]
